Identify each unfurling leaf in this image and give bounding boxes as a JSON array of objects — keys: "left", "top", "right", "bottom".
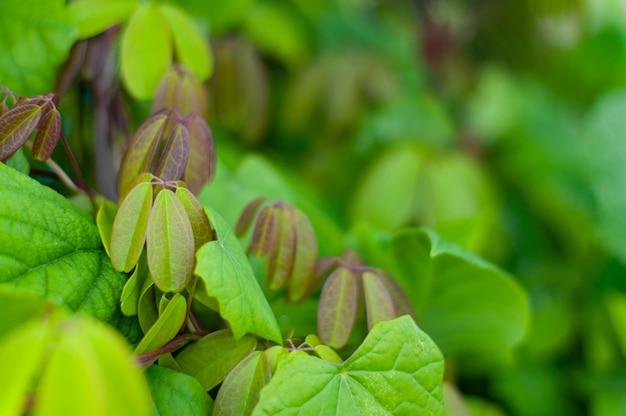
[
  {"left": 181, "top": 115, "right": 216, "bottom": 194},
  {"left": 118, "top": 112, "right": 168, "bottom": 200},
  {"left": 153, "top": 66, "right": 209, "bottom": 119},
  {"left": 176, "top": 186, "right": 212, "bottom": 250},
  {"left": 0, "top": 103, "right": 42, "bottom": 160},
  {"left": 175, "top": 330, "right": 257, "bottom": 391},
  {"left": 153, "top": 123, "right": 190, "bottom": 182},
  {"left": 236, "top": 197, "right": 266, "bottom": 237},
  {"left": 32, "top": 108, "right": 62, "bottom": 161},
  {"left": 110, "top": 181, "right": 153, "bottom": 273},
  {"left": 120, "top": 253, "right": 148, "bottom": 316},
  {"left": 250, "top": 204, "right": 277, "bottom": 256},
  {"left": 147, "top": 189, "right": 195, "bottom": 293},
  {"left": 362, "top": 271, "right": 397, "bottom": 330},
  {"left": 266, "top": 205, "right": 295, "bottom": 291},
  {"left": 213, "top": 346, "right": 288, "bottom": 416},
  {"left": 317, "top": 267, "right": 359, "bottom": 349},
  {"left": 134, "top": 293, "right": 187, "bottom": 357},
  {"left": 286, "top": 208, "right": 318, "bottom": 303}
]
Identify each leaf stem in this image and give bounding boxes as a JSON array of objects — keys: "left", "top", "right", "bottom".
[{"left": 59, "top": 130, "right": 97, "bottom": 208}]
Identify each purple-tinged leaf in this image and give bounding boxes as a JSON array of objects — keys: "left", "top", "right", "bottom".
[
  {"left": 287, "top": 208, "right": 318, "bottom": 303},
  {"left": 375, "top": 269, "right": 414, "bottom": 318},
  {"left": 176, "top": 186, "right": 212, "bottom": 250},
  {"left": 250, "top": 204, "right": 276, "bottom": 257},
  {"left": 147, "top": 189, "right": 195, "bottom": 293},
  {"left": 118, "top": 112, "right": 168, "bottom": 200},
  {"left": 154, "top": 123, "right": 190, "bottom": 182},
  {"left": 181, "top": 115, "right": 215, "bottom": 194},
  {"left": 266, "top": 205, "right": 295, "bottom": 291},
  {"left": 317, "top": 267, "right": 359, "bottom": 349},
  {"left": 0, "top": 104, "right": 42, "bottom": 161},
  {"left": 362, "top": 271, "right": 396, "bottom": 330},
  {"left": 235, "top": 197, "right": 266, "bottom": 237},
  {"left": 32, "top": 108, "right": 62, "bottom": 161},
  {"left": 110, "top": 181, "right": 153, "bottom": 273}
]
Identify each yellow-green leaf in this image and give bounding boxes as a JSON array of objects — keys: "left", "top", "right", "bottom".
[{"left": 120, "top": 4, "right": 172, "bottom": 100}]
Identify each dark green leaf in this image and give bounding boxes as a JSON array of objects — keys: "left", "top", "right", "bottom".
[
  {"left": 391, "top": 228, "right": 528, "bottom": 357},
  {"left": 146, "top": 365, "right": 213, "bottom": 416},
  {"left": 175, "top": 329, "right": 257, "bottom": 391},
  {"left": 194, "top": 208, "right": 282, "bottom": 343},
  {"left": 253, "top": 316, "right": 446, "bottom": 415},
  {"left": 0, "top": 163, "right": 128, "bottom": 324},
  {"left": 147, "top": 189, "right": 195, "bottom": 293}
]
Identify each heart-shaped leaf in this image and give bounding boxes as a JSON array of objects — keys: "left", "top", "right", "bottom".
[
  {"left": 253, "top": 316, "right": 446, "bottom": 415},
  {"left": 194, "top": 208, "right": 282, "bottom": 343},
  {"left": 147, "top": 189, "right": 195, "bottom": 293}
]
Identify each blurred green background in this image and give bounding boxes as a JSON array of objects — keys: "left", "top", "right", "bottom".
[{"left": 5, "top": 0, "right": 626, "bottom": 414}]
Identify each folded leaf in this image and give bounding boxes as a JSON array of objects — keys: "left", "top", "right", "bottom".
[
  {"left": 134, "top": 293, "right": 187, "bottom": 357},
  {"left": 0, "top": 103, "right": 42, "bottom": 160},
  {"left": 317, "top": 267, "right": 359, "bottom": 349}
]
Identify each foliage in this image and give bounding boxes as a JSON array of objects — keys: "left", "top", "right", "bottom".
[{"left": 1, "top": 0, "right": 624, "bottom": 414}]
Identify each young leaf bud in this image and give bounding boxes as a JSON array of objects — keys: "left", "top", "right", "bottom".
[
  {"left": 317, "top": 267, "right": 359, "bottom": 349},
  {"left": 181, "top": 114, "right": 216, "bottom": 194},
  {"left": 0, "top": 104, "right": 42, "bottom": 161},
  {"left": 176, "top": 186, "right": 212, "bottom": 250},
  {"left": 111, "top": 181, "right": 154, "bottom": 273},
  {"left": 236, "top": 197, "right": 266, "bottom": 237},
  {"left": 32, "top": 108, "right": 62, "bottom": 161},
  {"left": 117, "top": 111, "right": 169, "bottom": 200},
  {"left": 362, "top": 270, "right": 415, "bottom": 330},
  {"left": 147, "top": 189, "right": 195, "bottom": 293},
  {"left": 153, "top": 123, "right": 190, "bottom": 182}
]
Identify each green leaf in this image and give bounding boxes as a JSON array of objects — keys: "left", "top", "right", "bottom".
[
  {"left": 121, "top": 252, "right": 148, "bottom": 316},
  {"left": 213, "top": 351, "right": 269, "bottom": 416},
  {"left": 134, "top": 293, "right": 187, "bottom": 356},
  {"left": 36, "top": 316, "right": 153, "bottom": 416},
  {"left": 0, "top": 0, "right": 78, "bottom": 95},
  {"left": 5, "top": 147, "right": 30, "bottom": 174},
  {"left": 120, "top": 4, "right": 172, "bottom": 100},
  {"left": 69, "top": 0, "right": 139, "bottom": 38},
  {"left": 194, "top": 208, "right": 282, "bottom": 343},
  {"left": 243, "top": 2, "right": 308, "bottom": 66},
  {"left": 176, "top": 0, "right": 253, "bottom": 34},
  {"left": 253, "top": 316, "right": 446, "bottom": 416},
  {"left": 0, "top": 286, "right": 56, "bottom": 341},
  {"left": 362, "top": 271, "right": 397, "bottom": 330},
  {"left": 147, "top": 189, "right": 195, "bottom": 293},
  {"left": 317, "top": 267, "right": 359, "bottom": 349},
  {"left": 111, "top": 181, "right": 153, "bottom": 273},
  {"left": 391, "top": 228, "right": 529, "bottom": 357},
  {"left": 0, "top": 163, "right": 128, "bottom": 324},
  {"left": 286, "top": 207, "right": 318, "bottom": 303},
  {"left": 0, "top": 318, "right": 52, "bottom": 416},
  {"left": 175, "top": 329, "right": 257, "bottom": 391},
  {"left": 146, "top": 365, "right": 213, "bottom": 416},
  {"left": 176, "top": 186, "right": 212, "bottom": 250},
  {"left": 160, "top": 4, "right": 212, "bottom": 80},
  {"left": 96, "top": 197, "right": 118, "bottom": 258}
]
